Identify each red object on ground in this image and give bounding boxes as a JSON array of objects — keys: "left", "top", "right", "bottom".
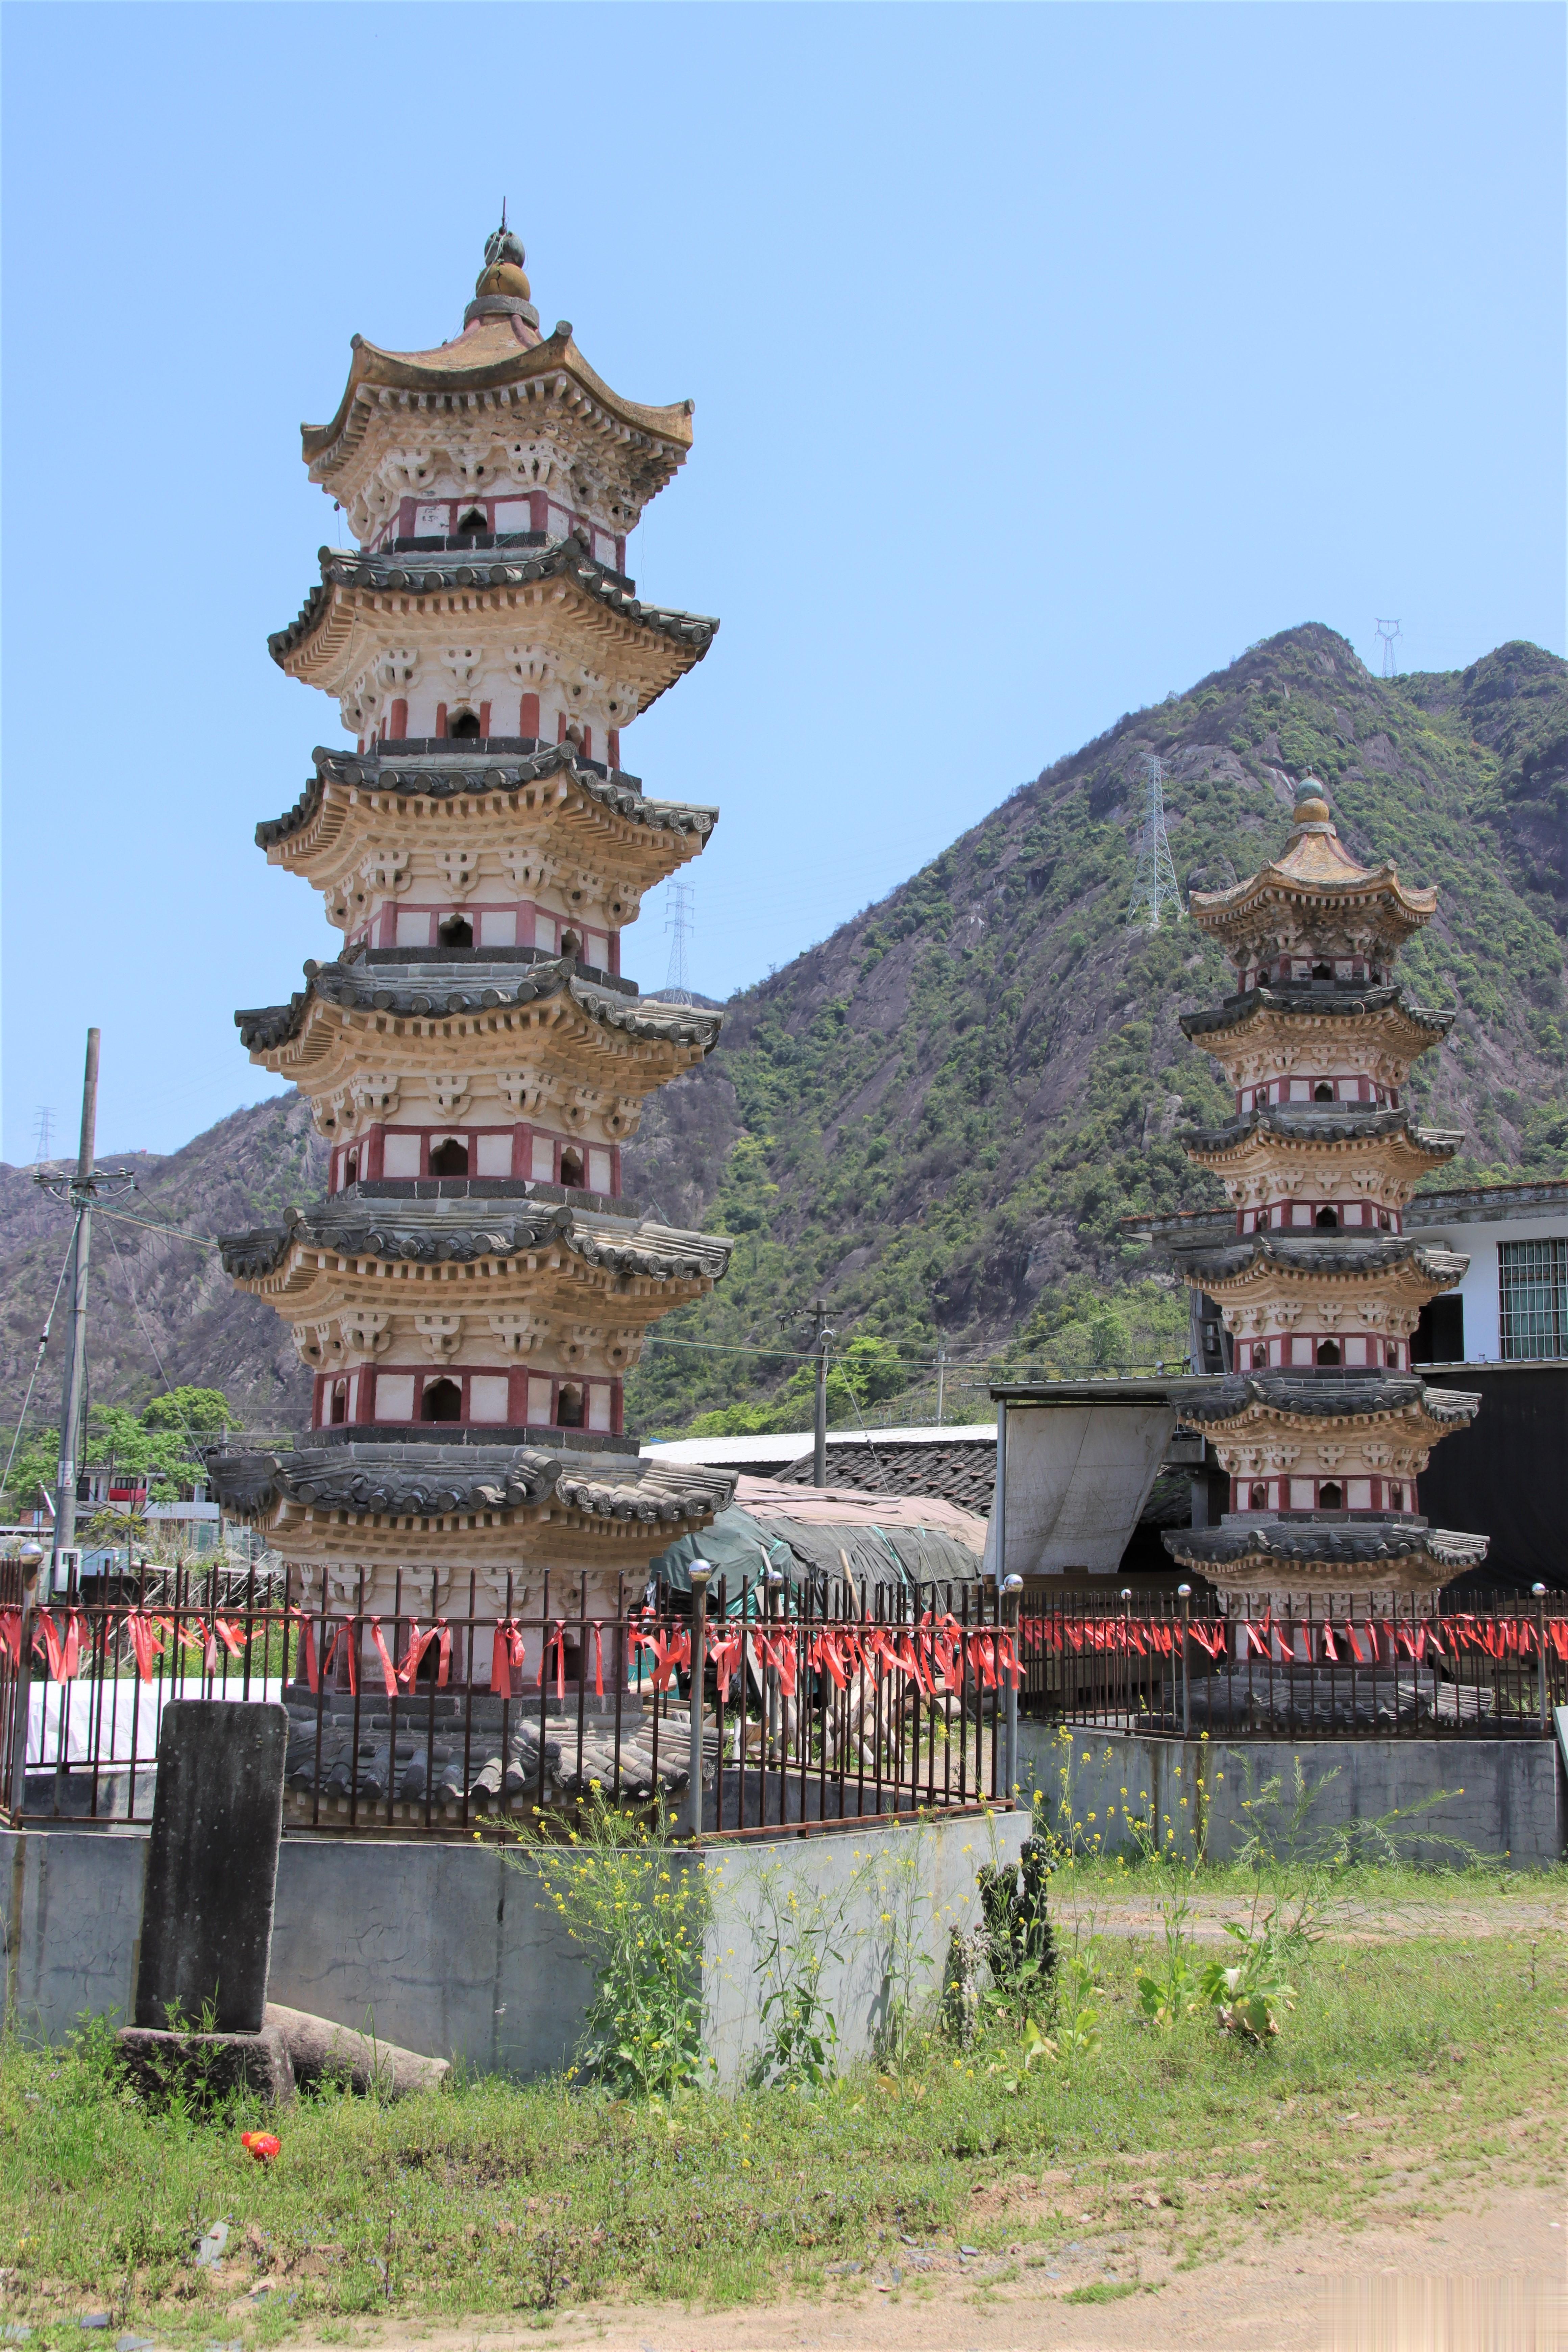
[{"left": 240, "top": 2132, "right": 281, "bottom": 2162}]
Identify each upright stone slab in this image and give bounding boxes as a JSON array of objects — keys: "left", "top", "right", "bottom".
[{"left": 133, "top": 1701, "right": 288, "bottom": 2034}]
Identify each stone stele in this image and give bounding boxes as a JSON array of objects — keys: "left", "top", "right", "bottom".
[{"left": 132, "top": 1699, "right": 288, "bottom": 2034}]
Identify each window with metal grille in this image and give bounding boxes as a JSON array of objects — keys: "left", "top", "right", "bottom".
[{"left": 1498, "top": 1235, "right": 1568, "bottom": 1360}]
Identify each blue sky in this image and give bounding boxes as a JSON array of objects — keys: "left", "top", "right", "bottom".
[{"left": 3, "top": 2, "right": 1563, "bottom": 1164}]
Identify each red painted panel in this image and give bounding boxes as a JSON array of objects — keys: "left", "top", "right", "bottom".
[
  {"left": 519, "top": 691, "right": 540, "bottom": 737},
  {"left": 436, "top": 703, "right": 448, "bottom": 739},
  {"left": 390, "top": 697, "right": 408, "bottom": 740},
  {"left": 479, "top": 700, "right": 492, "bottom": 737}
]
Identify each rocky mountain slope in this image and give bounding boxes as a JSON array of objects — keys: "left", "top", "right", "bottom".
[
  {"left": 622, "top": 625, "right": 1568, "bottom": 1431},
  {"left": 0, "top": 1098, "right": 324, "bottom": 1436},
  {"left": 2, "top": 624, "right": 1561, "bottom": 1445}
]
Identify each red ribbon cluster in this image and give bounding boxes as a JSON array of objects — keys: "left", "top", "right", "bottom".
[
  {"left": 1023, "top": 1613, "right": 1568, "bottom": 1665},
  {"left": 698, "top": 1615, "right": 1023, "bottom": 1705}
]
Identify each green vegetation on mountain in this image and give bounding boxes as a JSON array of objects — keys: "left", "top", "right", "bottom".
[{"left": 625, "top": 626, "right": 1568, "bottom": 1437}]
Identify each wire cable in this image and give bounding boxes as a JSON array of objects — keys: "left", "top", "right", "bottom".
[{"left": 0, "top": 1220, "right": 80, "bottom": 1505}]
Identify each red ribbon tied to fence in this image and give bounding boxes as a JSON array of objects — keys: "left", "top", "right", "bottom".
[
  {"left": 0, "top": 1608, "right": 21, "bottom": 1665},
  {"left": 122, "top": 1609, "right": 164, "bottom": 1684},
  {"left": 633, "top": 1624, "right": 690, "bottom": 1692},
  {"left": 539, "top": 1620, "right": 569, "bottom": 1701},
  {"left": 397, "top": 1618, "right": 451, "bottom": 1692},
  {"left": 708, "top": 1627, "right": 745, "bottom": 1701},
  {"left": 36, "top": 1609, "right": 84, "bottom": 1681},
  {"left": 491, "top": 1617, "right": 526, "bottom": 1699}
]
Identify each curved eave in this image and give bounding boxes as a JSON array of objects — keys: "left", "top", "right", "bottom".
[
  {"left": 209, "top": 1442, "right": 734, "bottom": 1532},
  {"left": 301, "top": 321, "right": 693, "bottom": 478},
  {"left": 1179, "top": 1110, "right": 1463, "bottom": 1170},
  {"left": 234, "top": 954, "right": 722, "bottom": 1065},
  {"left": 267, "top": 544, "right": 718, "bottom": 709},
  {"left": 1174, "top": 1373, "right": 1480, "bottom": 1430},
  {"left": 1188, "top": 834, "right": 1438, "bottom": 932},
  {"left": 1175, "top": 1237, "right": 1469, "bottom": 1295},
  {"left": 218, "top": 1203, "right": 733, "bottom": 1292},
  {"left": 1180, "top": 987, "right": 1453, "bottom": 1049},
  {"left": 257, "top": 743, "right": 718, "bottom": 865},
  {"left": 1163, "top": 1523, "right": 1488, "bottom": 1573}
]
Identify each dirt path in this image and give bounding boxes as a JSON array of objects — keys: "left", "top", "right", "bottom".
[
  {"left": 272, "top": 2186, "right": 1566, "bottom": 2351},
  {"left": 1052, "top": 1892, "right": 1567, "bottom": 1946}
]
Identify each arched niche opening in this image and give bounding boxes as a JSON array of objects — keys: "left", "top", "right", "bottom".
[
  {"left": 430, "top": 1137, "right": 470, "bottom": 1178},
  {"left": 1313, "top": 1081, "right": 1335, "bottom": 1103},
  {"left": 455, "top": 508, "right": 487, "bottom": 537},
  {"left": 1316, "top": 1338, "right": 1341, "bottom": 1366},
  {"left": 438, "top": 913, "right": 474, "bottom": 950},
  {"left": 1318, "top": 1481, "right": 1344, "bottom": 1510},
  {"left": 559, "top": 1145, "right": 585, "bottom": 1191},
  {"left": 1249, "top": 1481, "right": 1268, "bottom": 1510},
  {"left": 448, "top": 710, "right": 482, "bottom": 741},
  {"left": 421, "top": 1376, "right": 463, "bottom": 1422},
  {"left": 556, "top": 1381, "right": 585, "bottom": 1428},
  {"left": 1315, "top": 1205, "right": 1339, "bottom": 1229}
]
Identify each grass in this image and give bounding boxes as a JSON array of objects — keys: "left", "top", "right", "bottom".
[{"left": 0, "top": 1872, "right": 1563, "bottom": 2340}]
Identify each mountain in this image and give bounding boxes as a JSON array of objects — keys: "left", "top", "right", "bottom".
[
  {"left": 3, "top": 624, "right": 1562, "bottom": 1447},
  {"left": 621, "top": 626, "right": 1568, "bottom": 1433},
  {"left": 0, "top": 1097, "right": 324, "bottom": 1437}
]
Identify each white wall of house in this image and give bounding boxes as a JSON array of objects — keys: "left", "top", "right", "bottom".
[{"left": 1406, "top": 1209, "right": 1568, "bottom": 1363}]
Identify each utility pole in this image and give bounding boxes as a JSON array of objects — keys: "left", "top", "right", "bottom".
[
  {"left": 811, "top": 1298, "right": 833, "bottom": 1488},
  {"left": 935, "top": 1339, "right": 947, "bottom": 1427},
  {"left": 13, "top": 1033, "right": 134, "bottom": 1814}
]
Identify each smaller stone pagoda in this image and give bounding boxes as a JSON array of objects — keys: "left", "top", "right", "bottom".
[{"left": 1162, "top": 779, "right": 1488, "bottom": 1595}]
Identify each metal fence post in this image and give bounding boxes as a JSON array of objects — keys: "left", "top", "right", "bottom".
[
  {"left": 1534, "top": 1584, "right": 1549, "bottom": 1735},
  {"left": 1001, "top": 1573, "right": 1023, "bottom": 1802},
  {"left": 685, "top": 1564, "right": 711, "bottom": 1839},
  {"left": 1177, "top": 1583, "right": 1192, "bottom": 1739}
]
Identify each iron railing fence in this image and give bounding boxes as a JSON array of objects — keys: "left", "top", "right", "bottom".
[
  {"left": 1020, "top": 1588, "right": 1567, "bottom": 1740},
  {"left": 0, "top": 1560, "right": 1015, "bottom": 1837}
]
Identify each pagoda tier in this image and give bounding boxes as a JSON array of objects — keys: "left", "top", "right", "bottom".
[
  {"left": 1186, "top": 805, "right": 1438, "bottom": 980},
  {"left": 220, "top": 1196, "right": 729, "bottom": 1418},
  {"left": 302, "top": 320, "right": 695, "bottom": 551},
  {"left": 1181, "top": 988, "right": 1452, "bottom": 1109},
  {"left": 1173, "top": 1231, "right": 1467, "bottom": 1375},
  {"left": 258, "top": 743, "right": 715, "bottom": 950},
  {"left": 1164, "top": 780, "right": 1486, "bottom": 1596},
  {"left": 1179, "top": 1105, "right": 1463, "bottom": 1232},
  {"left": 269, "top": 533, "right": 717, "bottom": 748},
  {"left": 207, "top": 226, "right": 739, "bottom": 1664},
  {"left": 236, "top": 952, "right": 719, "bottom": 1179}
]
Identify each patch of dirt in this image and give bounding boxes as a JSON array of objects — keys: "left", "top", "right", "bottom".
[{"left": 261, "top": 2184, "right": 1567, "bottom": 2352}]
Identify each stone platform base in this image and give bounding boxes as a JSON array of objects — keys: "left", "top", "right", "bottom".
[{"left": 116, "top": 2022, "right": 295, "bottom": 2106}]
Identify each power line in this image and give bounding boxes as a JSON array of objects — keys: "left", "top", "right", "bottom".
[
  {"left": 1374, "top": 618, "right": 1402, "bottom": 679},
  {"left": 1128, "top": 754, "right": 1183, "bottom": 932}
]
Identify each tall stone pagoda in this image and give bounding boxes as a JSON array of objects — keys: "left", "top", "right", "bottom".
[
  {"left": 1163, "top": 778, "right": 1488, "bottom": 1595},
  {"left": 213, "top": 225, "right": 735, "bottom": 1677}
]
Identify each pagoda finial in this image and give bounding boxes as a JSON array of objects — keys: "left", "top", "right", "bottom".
[
  {"left": 1290, "top": 775, "right": 1333, "bottom": 831},
  {"left": 477, "top": 213, "right": 530, "bottom": 300}
]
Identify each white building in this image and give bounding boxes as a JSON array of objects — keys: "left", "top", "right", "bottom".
[{"left": 1406, "top": 1178, "right": 1568, "bottom": 1364}]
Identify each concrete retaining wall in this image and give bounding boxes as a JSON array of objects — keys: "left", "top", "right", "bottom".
[
  {"left": 2, "top": 1807, "right": 1027, "bottom": 2081},
  {"left": 1015, "top": 1723, "right": 1566, "bottom": 1868}
]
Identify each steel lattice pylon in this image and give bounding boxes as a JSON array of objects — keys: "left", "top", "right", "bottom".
[{"left": 1129, "top": 754, "right": 1184, "bottom": 932}]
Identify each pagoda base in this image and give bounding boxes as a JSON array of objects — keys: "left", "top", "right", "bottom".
[{"left": 1163, "top": 1516, "right": 1488, "bottom": 1597}]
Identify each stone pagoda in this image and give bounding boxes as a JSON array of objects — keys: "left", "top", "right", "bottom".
[
  {"left": 212, "top": 225, "right": 735, "bottom": 1689},
  {"left": 1162, "top": 778, "right": 1488, "bottom": 1595}
]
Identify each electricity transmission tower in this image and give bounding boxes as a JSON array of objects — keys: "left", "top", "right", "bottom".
[
  {"left": 32, "top": 1107, "right": 54, "bottom": 1166},
  {"left": 1128, "top": 755, "right": 1183, "bottom": 932},
  {"left": 662, "top": 877, "right": 695, "bottom": 1004},
  {"left": 1374, "top": 618, "right": 1402, "bottom": 678}
]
